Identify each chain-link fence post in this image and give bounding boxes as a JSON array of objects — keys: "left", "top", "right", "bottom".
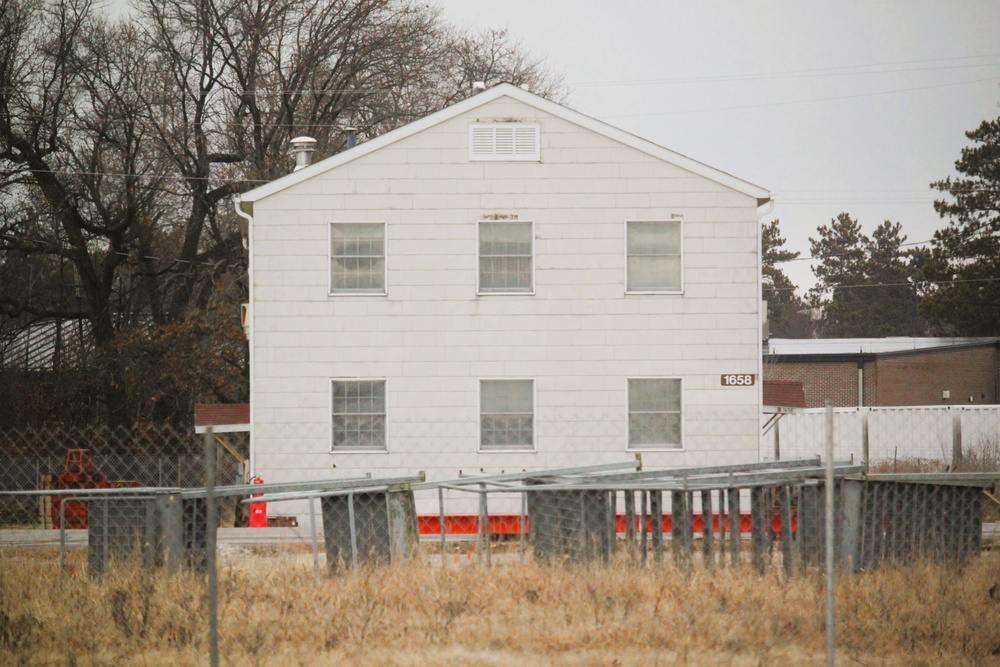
[
  {"left": 438, "top": 487, "right": 447, "bottom": 567},
  {"left": 862, "top": 411, "right": 870, "bottom": 470},
  {"left": 203, "top": 429, "right": 219, "bottom": 667},
  {"left": 952, "top": 411, "right": 963, "bottom": 469},
  {"left": 825, "top": 402, "right": 835, "bottom": 667},
  {"left": 309, "top": 496, "right": 320, "bottom": 581}
]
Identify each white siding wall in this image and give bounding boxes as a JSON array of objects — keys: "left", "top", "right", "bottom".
[{"left": 251, "top": 97, "right": 761, "bottom": 516}]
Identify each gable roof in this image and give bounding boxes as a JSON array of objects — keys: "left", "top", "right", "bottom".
[{"left": 240, "top": 83, "right": 771, "bottom": 206}]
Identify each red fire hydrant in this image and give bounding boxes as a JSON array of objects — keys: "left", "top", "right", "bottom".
[{"left": 249, "top": 476, "right": 267, "bottom": 528}]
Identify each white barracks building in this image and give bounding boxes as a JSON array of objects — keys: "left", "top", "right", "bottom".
[{"left": 236, "top": 84, "right": 771, "bottom": 519}]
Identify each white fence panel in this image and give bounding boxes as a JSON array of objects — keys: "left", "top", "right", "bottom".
[
  {"left": 762, "top": 405, "right": 1000, "bottom": 467},
  {"left": 959, "top": 407, "right": 1000, "bottom": 452}
]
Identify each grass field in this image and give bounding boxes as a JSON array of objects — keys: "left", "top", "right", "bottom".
[{"left": 1, "top": 546, "right": 999, "bottom": 666}]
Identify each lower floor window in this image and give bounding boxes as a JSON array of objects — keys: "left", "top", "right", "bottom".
[
  {"left": 327, "top": 377, "right": 685, "bottom": 452},
  {"left": 332, "top": 380, "right": 386, "bottom": 451},
  {"left": 480, "top": 379, "right": 534, "bottom": 450},
  {"left": 628, "top": 378, "right": 682, "bottom": 449}
]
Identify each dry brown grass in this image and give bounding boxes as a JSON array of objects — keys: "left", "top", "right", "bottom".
[
  {"left": 868, "top": 437, "right": 1000, "bottom": 521},
  {"left": 869, "top": 434, "right": 1000, "bottom": 476},
  {"left": 1, "top": 547, "right": 999, "bottom": 666}
]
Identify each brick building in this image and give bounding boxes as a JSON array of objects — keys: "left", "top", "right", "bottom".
[{"left": 764, "top": 338, "right": 1000, "bottom": 408}]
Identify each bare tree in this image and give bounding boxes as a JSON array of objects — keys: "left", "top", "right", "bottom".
[
  {"left": 435, "top": 26, "right": 567, "bottom": 107},
  {"left": 0, "top": 0, "right": 168, "bottom": 425},
  {"left": 0, "top": 0, "right": 566, "bottom": 427}
]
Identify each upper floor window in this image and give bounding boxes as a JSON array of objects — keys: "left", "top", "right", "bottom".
[
  {"left": 480, "top": 379, "right": 534, "bottom": 451},
  {"left": 478, "top": 220, "right": 534, "bottom": 294},
  {"left": 330, "top": 222, "right": 385, "bottom": 294},
  {"left": 469, "top": 124, "right": 540, "bottom": 161},
  {"left": 627, "top": 378, "right": 683, "bottom": 450},
  {"left": 626, "top": 220, "right": 682, "bottom": 293}
]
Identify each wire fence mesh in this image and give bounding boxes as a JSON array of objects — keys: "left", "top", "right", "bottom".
[
  {"left": 0, "top": 424, "right": 248, "bottom": 529},
  {"left": 1, "top": 423, "right": 999, "bottom": 665},
  {"left": 764, "top": 405, "right": 1000, "bottom": 469}
]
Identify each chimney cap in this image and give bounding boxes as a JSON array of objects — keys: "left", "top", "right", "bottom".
[
  {"left": 289, "top": 136, "right": 318, "bottom": 172},
  {"left": 472, "top": 81, "right": 486, "bottom": 94},
  {"left": 343, "top": 126, "right": 359, "bottom": 150}
]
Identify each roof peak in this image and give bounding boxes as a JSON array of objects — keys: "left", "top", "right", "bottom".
[{"left": 239, "top": 83, "right": 770, "bottom": 205}]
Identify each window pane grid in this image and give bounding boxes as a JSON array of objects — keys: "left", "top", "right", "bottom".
[
  {"left": 628, "top": 379, "right": 682, "bottom": 449},
  {"left": 481, "top": 240, "right": 531, "bottom": 254},
  {"left": 479, "top": 222, "right": 532, "bottom": 292},
  {"left": 480, "top": 257, "right": 531, "bottom": 291},
  {"left": 480, "top": 380, "right": 534, "bottom": 449},
  {"left": 480, "top": 414, "right": 533, "bottom": 449},
  {"left": 626, "top": 221, "right": 681, "bottom": 292},
  {"left": 331, "top": 223, "right": 385, "bottom": 293},
  {"left": 331, "top": 257, "right": 384, "bottom": 291},
  {"left": 629, "top": 413, "right": 681, "bottom": 446},
  {"left": 332, "top": 381, "right": 386, "bottom": 451}
]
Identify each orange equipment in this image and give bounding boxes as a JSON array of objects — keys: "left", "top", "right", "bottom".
[
  {"left": 249, "top": 476, "right": 267, "bottom": 528},
  {"left": 50, "top": 449, "right": 109, "bottom": 529}
]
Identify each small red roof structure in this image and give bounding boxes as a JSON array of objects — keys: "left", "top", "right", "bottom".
[
  {"left": 762, "top": 380, "right": 806, "bottom": 412},
  {"left": 194, "top": 403, "right": 250, "bottom": 433}
]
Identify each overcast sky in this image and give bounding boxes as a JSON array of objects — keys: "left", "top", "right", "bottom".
[{"left": 433, "top": 0, "right": 1000, "bottom": 294}]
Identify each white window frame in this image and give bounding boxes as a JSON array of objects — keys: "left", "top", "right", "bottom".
[
  {"left": 330, "top": 378, "right": 388, "bottom": 453},
  {"left": 624, "top": 219, "right": 683, "bottom": 294},
  {"left": 469, "top": 123, "right": 540, "bottom": 161},
  {"left": 626, "top": 377, "right": 684, "bottom": 451},
  {"left": 478, "top": 378, "right": 536, "bottom": 453},
  {"left": 328, "top": 221, "right": 387, "bottom": 296},
  {"left": 477, "top": 219, "right": 535, "bottom": 295}
]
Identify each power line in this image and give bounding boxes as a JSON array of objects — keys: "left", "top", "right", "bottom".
[
  {"left": 0, "top": 233, "right": 244, "bottom": 270},
  {"left": 780, "top": 199, "right": 938, "bottom": 205},
  {"left": 572, "top": 58, "right": 1000, "bottom": 87},
  {"left": 5, "top": 52, "right": 998, "bottom": 95},
  {"left": 14, "top": 168, "right": 269, "bottom": 184},
  {"left": 603, "top": 77, "right": 1000, "bottom": 118},
  {"left": 772, "top": 215, "right": 1000, "bottom": 265},
  {"left": 8, "top": 164, "right": 998, "bottom": 199},
  {"left": 763, "top": 275, "right": 1000, "bottom": 293},
  {"left": 774, "top": 239, "right": 934, "bottom": 263},
  {"left": 8, "top": 73, "right": 998, "bottom": 123}
]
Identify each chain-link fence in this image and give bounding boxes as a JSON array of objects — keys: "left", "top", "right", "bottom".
[
  {"left": 764, "top": 405, "right": 1000, "bottom": 470},
  {"left": 0, "top": 423, "right": 248, "bottom": 529},
  {"left": 2, "top": 424, "right": 999, "bottom": 665}
]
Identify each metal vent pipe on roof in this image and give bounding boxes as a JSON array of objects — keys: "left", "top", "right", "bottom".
[
  {"left": 472, "top": 81, "right": 486, "bottom": 95},
  {"left": 345, "top": 127, "right": 358, "bottom": 149},
  {"left": 289, "top": 136, "right": 317, "bottom": 171}
]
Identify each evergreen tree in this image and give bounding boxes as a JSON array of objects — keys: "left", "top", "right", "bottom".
[
  {"left": 864, "top": 221, "right": 926, "bottom": 336},
  {"left": 808, "top": 213, "right": 869, "bottom": 336},
  {"left": 808, "top": 213, "right": 925, "bottom": 337},
  {"left": 761, "top": 219, "right": 804, "bottom": 337},
  {"left": 922, "top": 115, "right": 1000, "bottom": 335}
]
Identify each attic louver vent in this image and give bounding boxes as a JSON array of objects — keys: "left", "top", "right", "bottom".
[{"left": 469, "top": 124, "right": 540, "bottom": 161}]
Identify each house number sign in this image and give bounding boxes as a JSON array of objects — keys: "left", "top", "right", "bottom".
[{"left": 721, "top": 374, "right": 756, "bottom": 387}]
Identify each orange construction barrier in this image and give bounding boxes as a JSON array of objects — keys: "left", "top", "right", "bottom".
[{"left": 415, "top": 513, "right": 796, "bottom": 536}]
